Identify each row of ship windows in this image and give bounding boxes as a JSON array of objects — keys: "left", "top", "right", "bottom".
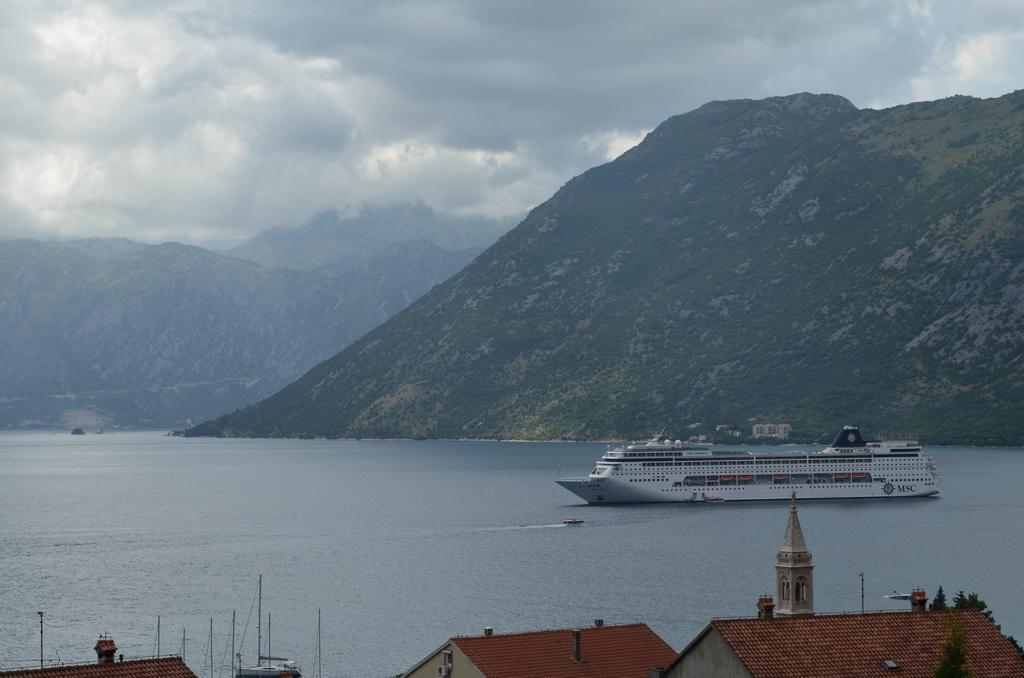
[
  {"left": 635, "top": 458, "right": 877, "bottom": 467},
  {"left": 629, "top": 460, "right": 923, "bottom": 468},
  {"left": 628, "top": 473, "right": 879, "bottom": 485},
  {"left": 632, "top": 478, "right": 938, "bottom": 488},
  {"left": 661, "top": 486, "right": 887, "bottom": 491},
  {"left": 613, "top": 467, "right": 920, "bottom": 475},
  {"left": 684, "top": 473, "right": 874, "bottom": 485},
  {"left": 659, "top": 482, "right": 934, "bottom": 491}
]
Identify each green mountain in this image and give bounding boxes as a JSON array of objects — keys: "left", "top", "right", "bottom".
[{"left": 189, "top": 91, "right": 1024, "bottom": 445}]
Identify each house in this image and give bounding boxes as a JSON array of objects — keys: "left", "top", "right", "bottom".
[
  {"left": 0, "top": 637, "right": 196, "bottom": 678},
  {"left": 402, "top": 621, "right": 677, "bottom": 678},
  {"left": 661, "top": 496, "right": 1024, "bottom": 677},
  {"left": 662, "top": 608, "right": 1024, "bottom": 677},
  {"left": 751, "top": 423, "right": 791, "bottom": 440}
]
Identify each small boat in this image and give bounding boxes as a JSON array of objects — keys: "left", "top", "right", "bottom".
[
  {"left": 563, "top": 517, "right": 585, "bottom": 525},
  {"left": 237, "top": 658, "right": 302, "bottom": 677},
  {"left": 238, "top": 576, "right": 303, "bottom": 678},
  {"left": 70, "top": 427, "right": 85, "bottom": 435}
]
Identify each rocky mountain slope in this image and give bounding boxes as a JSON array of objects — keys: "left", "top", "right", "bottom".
[
  {"left": 189, "top": 91, "right": 1024, "bottom": 445},
  {"left": 0, "top": 237, "right": 481, "bottom": 428}
]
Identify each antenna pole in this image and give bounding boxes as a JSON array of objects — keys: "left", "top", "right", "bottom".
[
  {"left": 182, "top": 627, "right": 186, "bottom": 660},
  {"left": 256, "top": 575, "right": 262, "bottom": 668},
  {"left": 157, "top": 615, "right": 161, "bottom": 657},
  {"left": 860, "top": 572, "right": 865, "bottom": 613},
  {"left": 37, "top": 611, "right": 43, "bottom": 669}
]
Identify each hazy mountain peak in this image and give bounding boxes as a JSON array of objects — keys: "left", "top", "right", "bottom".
[{"left": 226, "top": 202, "right": 516, "bottom": 271}]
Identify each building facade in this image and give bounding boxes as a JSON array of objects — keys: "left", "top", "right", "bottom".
[
  {"left": 751, "top": 423, "right": 791, "bottom": 439},
  {"left": 402, "top": 623, "right": 676, "bottom": 678},
  {"left": 775, "top": 494, "right": 813, "bottom": 616},
  {"left": 662, "top": 499, "right": 1024, "bottom": 677}
]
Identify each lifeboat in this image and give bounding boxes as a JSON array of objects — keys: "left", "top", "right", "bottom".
[
  {"left": 773, "top": 474, "right": 789, "bottom": 480},
  {"left": 719, "top": 475, "right": 736, "bottom": 481}
]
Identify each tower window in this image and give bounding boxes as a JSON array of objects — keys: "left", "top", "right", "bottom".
[
  {"left": 796, "top": 577, "right": 807, "bottom": 602},
  {"left": 781, "top": 578, "right": 790, "bottom": 601}
]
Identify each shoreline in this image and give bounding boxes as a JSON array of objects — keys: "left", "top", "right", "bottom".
[{"left": 5, "top": 428, "right": 1024, "bottom": 448}]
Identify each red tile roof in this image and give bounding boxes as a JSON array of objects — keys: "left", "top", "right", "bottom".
[
  {"left": 0, "top": 658, "right": 196, "bottom": 678},
  {"left": 701, "top": 609, "right": 1024, "bottom": 678},
  {"left": 451, "top": 623, "right": 677, "bottom": 678}
]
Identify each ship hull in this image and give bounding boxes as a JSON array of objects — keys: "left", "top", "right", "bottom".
[{"left": 556, "top": 476, "right": 939, "bottom": 504}]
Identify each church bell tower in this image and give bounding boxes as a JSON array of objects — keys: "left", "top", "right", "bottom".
[{"left": 775, "top": 493, "right": 813, "bottom": 616}]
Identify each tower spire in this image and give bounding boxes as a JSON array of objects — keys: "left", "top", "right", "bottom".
[
  {"left": 775, "top": 492, "right": 814, "bottom": 615},
  {"left": 780, "top": 492, "right": 808, "bottom": 552}
]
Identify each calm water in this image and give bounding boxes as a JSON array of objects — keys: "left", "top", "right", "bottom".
[{"left": 0, "top": 432, "right": 1022, "bottom": 676}]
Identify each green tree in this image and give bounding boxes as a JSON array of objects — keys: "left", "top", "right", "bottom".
[
  {"left": 954, "top": 592, "right": 993, "bottom": 622},
  {"left": 949, "top": 590, "right": 1022, "bottom": 655},
  {"left": 934, "top": 611, "right": 972, "bottom": 678},
  {"left": 930, "top": 586, "right": 948, "bottom": 611}
]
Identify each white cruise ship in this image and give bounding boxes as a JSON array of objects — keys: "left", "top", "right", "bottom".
[{"left": 556, "top": 426, "right": 939, "bottom": 503}]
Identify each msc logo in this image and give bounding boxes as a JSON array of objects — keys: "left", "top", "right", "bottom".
[{"left": 883, "top": 483, "right": 916, "bottom": 495}]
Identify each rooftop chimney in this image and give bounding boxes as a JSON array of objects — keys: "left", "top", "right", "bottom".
[
  {"left": 757, "top": 595, "right": 776, "bottom": 619},
  {"left": 94, "top": 637, "right": 117, "bottom": 664},
  {"left": 594, "top": 618, "right": 604, "bottom": 627},
  {"left": 571, "top": 629, "right": 582, "bottom": 663},
  {"left": 483, "top": 627, "right": 493, "bottom": 637},
  {"left": 911, "top": 589, "right": 928, "bottom": 612}
]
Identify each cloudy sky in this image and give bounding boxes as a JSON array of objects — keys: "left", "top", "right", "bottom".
[{"left": 1, "top": 0, "right": 1022, "bottom": 246}]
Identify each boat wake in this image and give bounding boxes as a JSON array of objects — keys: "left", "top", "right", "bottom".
[{"left": 466, "top": 523, "right": 572, "bottom": 533}]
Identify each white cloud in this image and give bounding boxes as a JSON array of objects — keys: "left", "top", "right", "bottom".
[
  {"left": 910, "top": 31, "right": 1022, "bottom": 102},
  {"left": 0, "top": 0, "right": 1023, "bottom": 245},
  {"left": 0, "top": 4, "right": 363, "bottom": 242}
]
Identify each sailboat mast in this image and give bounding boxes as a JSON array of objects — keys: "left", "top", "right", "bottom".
[
  {"left": 230, "top": 610, "right": 235, "bottom": 678},
  {"left": 267, "top": 614, "right": 271, "bottom": 669},
  {"left": 256, "top": 575, "right": 262, "bottom": 668},
  {"left": 208, "top": 618, "right": 213, "bottom": 678},
  {"left": 317, "top": 609, "right": 322, "bottom": 678}
]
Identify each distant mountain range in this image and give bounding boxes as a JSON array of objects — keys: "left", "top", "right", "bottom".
[
  {"left": 190, "top": 90, "right": 1024, "bottom": 445},
  {"left": 0, "top": 205, "right": 511, "bottom": 429},
  {"left": 225, "top": 203, "right": 513, "bottom": 270}
]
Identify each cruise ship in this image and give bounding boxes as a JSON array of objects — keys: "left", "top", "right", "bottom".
[{"left": 555, "top": 426, "right": 939, "bottom": 503}]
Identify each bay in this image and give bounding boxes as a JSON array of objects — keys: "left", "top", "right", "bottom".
[{"left": 0, "top": 431, "right": 1021, "bottom": 676}]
